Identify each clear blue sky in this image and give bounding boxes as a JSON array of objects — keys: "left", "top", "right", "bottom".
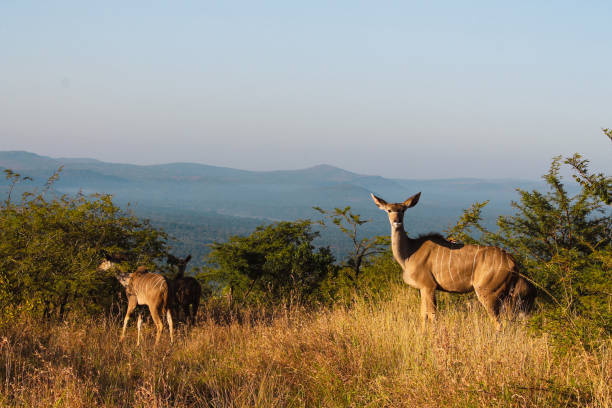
[{"left": 1, "top": 1, "right": 610, "bottom": 178}]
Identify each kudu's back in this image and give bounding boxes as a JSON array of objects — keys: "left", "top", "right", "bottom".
[{"left": 129, "top": 267, "right": 170, "bottom": 308}]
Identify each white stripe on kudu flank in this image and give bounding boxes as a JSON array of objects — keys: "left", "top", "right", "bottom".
[
  {"left": 436, "top": 246, "right": 441, "bottom": 278},
  {"left": 495, "top": 252, "right": 499, "bottom": 272},
  {"left": 448, "top": 248, "right": 456, "bottom": 282},
  {"left": 157, "top": 276, "right": 166, "bottom": 290},
  {"left": 151, "top": 275, "right": 164, "bottom": 292},
  {"left": 441, "top": 248, "right": 446, "bottom": 278},
  {"left": 471, "top": 246, "right": 480, "bottom": 284},
  {"left": 431, "top": 247, "right": 440, "bottom": 278}
]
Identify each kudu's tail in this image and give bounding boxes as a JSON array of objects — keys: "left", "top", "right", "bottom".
[{"left": 508, "top": 271, "right": 536, "bottom": 314}]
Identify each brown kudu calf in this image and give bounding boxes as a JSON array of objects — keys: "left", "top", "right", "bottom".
[
  {"left": 371, "top": 192, "right": 535, "bottom": 329},
  {"left": 167, "top": 254, "right": 202, "bottom": 325},
  {"left": 99, "top": 253, "right": 174, "bottom": 345}
]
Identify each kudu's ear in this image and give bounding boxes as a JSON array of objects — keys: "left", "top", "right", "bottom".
[
  {"left": 370, "top": 193, "right": 388, "bottom": 210},
  {"left": 167, "top": 254, "right": 178, "bottom": 265},
  {"left": 102, "top": 250, "right": 127, "bottom": 263},
  {"left": 402, "top": 192, "right": 421, "bottom": 209},
  {"left": 184, "top": 255, "right": 192, "bottom": 263}
]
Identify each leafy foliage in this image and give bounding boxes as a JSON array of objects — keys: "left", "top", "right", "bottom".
[
  {"left": 0, "top": 169, "right": 168, "bottom": 323},
  {"left": 564, "top": 138, "right": 611, "bottom": 205},
  {"left": 318, "top": 249, "right": 403, "bottom": 305},
  {"left": 201, "top": 220, "right": 336, "bottom": 306},
  {"left": 444, "top": 200, "right": 489, "bottom": 245},
  {"left": 448, "top": 135, "right": 611, "bottom": 346},
  {"left": 314, "top": 206, "right": 388, "bottom": 283}
]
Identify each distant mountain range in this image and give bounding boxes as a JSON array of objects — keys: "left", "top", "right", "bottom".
[{"left": 0, "top": 150, "right": 545, "bottom": 264}]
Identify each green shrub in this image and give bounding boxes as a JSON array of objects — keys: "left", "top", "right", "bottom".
[
  {"left": 0, "top": 169, "right": 167, "bottom": 323},
  {"left": 447, "top": 131, "right": 611, "bottom": 347}
]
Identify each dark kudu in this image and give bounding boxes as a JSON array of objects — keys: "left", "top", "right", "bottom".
[{"left": 167, "top": 254, "right": 202, "bottom": 325}]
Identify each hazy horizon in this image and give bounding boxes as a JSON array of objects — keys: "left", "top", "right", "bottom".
[
  {"left": 0, "top": 149, "right": 554, "bottom": 181},
  {"left": 2, "top": 2, "right": 611, "bottom": 179}
]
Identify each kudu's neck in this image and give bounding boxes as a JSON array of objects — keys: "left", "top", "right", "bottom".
[{"left": 390, "top": 224, "right": 417, "bottom": 268}]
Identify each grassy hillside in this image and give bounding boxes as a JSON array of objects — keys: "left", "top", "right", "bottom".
[
  {"left": 1, "top": 148, "right": 609, "bottom": 407},
  {"left": 1, "top": 286, "right": 609, "bottom": 407}
]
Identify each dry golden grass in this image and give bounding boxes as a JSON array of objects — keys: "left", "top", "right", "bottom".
[{"left": 1, "top": 286, "right": 610, "bottom": 407}]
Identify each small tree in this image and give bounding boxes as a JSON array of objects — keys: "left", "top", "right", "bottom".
[
  {"left": 314, "top": 206, "right": 388, "bottom": 284},
  {"left": 563, "top": 129, "right": 611, "bottom": 206},
  {"left": 202, "top": 220, "right": 336, "bottom": 306},
  {"left": 445, "top": 200, "right": 489, "bottom": 244}
]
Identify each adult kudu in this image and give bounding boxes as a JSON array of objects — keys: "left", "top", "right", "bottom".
[
  {"left": 371, "top": 192, "right": 535, "bottom": 329},
  {"left": 99, "top": 253, "right": 174, "bottom": 345},
  {"left": 167, "top": 254, "right": 202, "bottom": 325}
]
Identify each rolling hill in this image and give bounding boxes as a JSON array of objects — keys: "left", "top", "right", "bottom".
[{"left": 0, "top": 151, "right": 543, "bottom": 265}]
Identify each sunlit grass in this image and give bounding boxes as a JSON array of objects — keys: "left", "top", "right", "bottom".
[{"left": 1, "top": 286, "right": 610, "bottom": 407}]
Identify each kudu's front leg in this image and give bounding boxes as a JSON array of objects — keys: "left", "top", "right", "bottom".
[
  {"left": 419, "top": 287, "right": 437, "bottom": 330},
  {"left": 121, "top": 297, "right": 137, "bottom": 342},
  {"left": 474, "top": 287, "right": 502, "bottom": 331}
]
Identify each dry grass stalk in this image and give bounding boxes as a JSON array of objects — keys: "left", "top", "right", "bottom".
[{"left": 0, "top": 286, "right": 609, "bottom": 407}]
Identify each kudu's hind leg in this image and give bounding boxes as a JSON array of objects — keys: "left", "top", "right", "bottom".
[
  {"left": 183, "top": 304, "right": 191, "bottom": 325},
  {"left": 166, "top": 308, "right": 174, "bottom": 343},
  {"left": 136, "top": 313, "right": 143, "bottom": 346},
  {"left": 191, "top": 301, "right": 199, "bottom": 325},
  {"left": 121, "top": 297, "right": 137, "bottom": 342},
  {"left": 149, "top": 305, "right": 164, "bottom": 345}
]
